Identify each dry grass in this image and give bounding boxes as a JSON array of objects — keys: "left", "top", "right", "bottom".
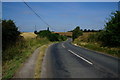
[
  {"left": 20, "top": 32, "right": 37, "bottom": 39},
  {"left": 2, "top": 38, "right": 50, "bottom": 78},
  {"left": 34, "top": 43, "right": 52, "bottom": 78},
  {"left": 75, "top": 32, "right": 95, "bottom": 42},
  {"left": 73, "top": 32, "right": 120, "bottom": 58}
]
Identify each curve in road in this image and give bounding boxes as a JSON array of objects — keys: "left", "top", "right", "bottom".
[{"left": 41, "top": 39, "right": 120, "bottom": 78}]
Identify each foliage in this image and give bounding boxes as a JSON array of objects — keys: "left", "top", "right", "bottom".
[
  {"left": 2, "top": 20, "right": 20, "bottom": 50},
  {"left": 2, "top": 38, "right": 50, "bottom": 78},
  {"left": 98, "top": 11, "right": 120, "bottom": 47},
  {"left": 37, "top": 30, "right": 67, "bottom": 41},
  {"left": 73, "top": 32, "right": 120, "bottom": 58},
  {"left": 72, "top": 26, "right": 83, "bottom": 41},
  {"left": 58, "top": 35, "right": 67, "bottom": 41},
  {"left": 34, "top": 30, "right": 38, "bottom": 34},
  {"left": 87, "top": 11, "right": 120, "bottom": 47},
  {"left": 38, "top": 30, "right": 51, "bottom": 38},
  {"left": 83, "top": 29, "right": 102, "bottom": 32}
]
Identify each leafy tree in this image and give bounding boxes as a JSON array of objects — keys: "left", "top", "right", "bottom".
[
  {"left": 38, "top": 30, "right": 51, "bottom": 38},
  {"left": 2, "top": 20, "right": 20, "bottom": 50},
  {"left": 34, "top": 30, "right": 38, "bottom": 34},
  {"left": 48, "top": 33, "right": 59, "bottom": 41},
  {"left": 84, "top": 29, "right": 87, "bottom": 32},
  {"left": 88, "top": 29, "right": 90, "bottom": 32},
  {"left": 98, "top": 11, "right": 120, "bottom": 47},
  {"left": 72, "top": 26, "right": 83, "bottom": 41}
]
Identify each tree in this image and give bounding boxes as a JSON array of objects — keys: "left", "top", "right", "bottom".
[
  {"left": 2, "top": 20, "right": 20, "bottom": 50},
  {"left": 84, "top": 29, "right": 87, "bottom": 32},
  {"left": 72, "top": 26, "right": 83, "bottom": 41},
  {"left": 37, "top": 30, "right": 67, "bottom": 41},
  {"left": 88, "top": 29, "right": 90, "bottom": 32},
  {"left": 98, "top": 11, "right": 120, "bottom": 47},
  {"left": 38, "top": 30, "right": 51, "bottom": 38},
  {"left": 34, "top": 30, "right": 38, "bottom": 34}
]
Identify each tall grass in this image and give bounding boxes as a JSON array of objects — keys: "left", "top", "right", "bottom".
[
  {"left": 2, "top": 38, "right": 50, "bottom": 78},
  {"left": 73, "top": 32, "right": 120, "bottom": 58}
]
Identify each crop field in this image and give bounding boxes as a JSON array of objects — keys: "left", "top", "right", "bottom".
[{"left": 20, "top": 32, "right": 37, "bottom": 39}]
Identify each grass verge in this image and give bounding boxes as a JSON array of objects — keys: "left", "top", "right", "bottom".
[
  {"left": 2, "top": 38, "right": 50, "bottom": 78},
  {"left": 73, "top": 32, "right": 120, "bottom": 58},
  {"left": 73, "top": 41, "right": 120, "bottom": 58},
  {"left": 34, "top": 43, "right": 53, "bottom": 78}
]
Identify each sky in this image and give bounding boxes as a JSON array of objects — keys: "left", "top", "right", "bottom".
[
  {"left": 2, "top": 2, "right": 118, "bottom": 32},
  {"left": 2, "top": 0, "right": 120, "bottom": 2}
]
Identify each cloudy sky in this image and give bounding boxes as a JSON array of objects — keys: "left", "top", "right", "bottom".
[{"left": 3, "top": 2, "right": 118, "bottom": 32}]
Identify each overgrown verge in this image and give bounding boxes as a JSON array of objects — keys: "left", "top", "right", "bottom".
[
  {"left": 2, "top": 38, "right": 50, "bottom": 78},
  {"left": 73, "top": 32, "right": 120, "bottom": 58},
  {"left": 34, "top": 42, "right": 54, "bottom": 78}
]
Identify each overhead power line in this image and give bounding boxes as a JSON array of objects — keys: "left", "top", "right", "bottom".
[{"left": 23, "top": 0, "right": 55, "bottom": 31}]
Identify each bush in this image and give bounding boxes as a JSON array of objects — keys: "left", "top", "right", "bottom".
[
  {"left": 48, "top": 33, "right": 59, "bottom": 41},
  {"left": 37, "top": 30, "right": 67, "bottom": 41},
  {"left": 2, "top": 20, "right": 20, "bottom": 50},
  {"left": 58, "top": 35, "right": 67, "bottom": 41},
  {"left": 98, "top": 11, "right": 120, "bottom": 47},
  {"left": 87, "top": 11, "right": 120, "bottom": 47},
  {"left": 38, "top": 30, "right": 51, "bottom": 38},
  {"left": 2, "top": 38, "right": 50, "bottom": 78}
]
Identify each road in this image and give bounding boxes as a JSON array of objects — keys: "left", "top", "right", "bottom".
[{"left": 41, "top": 38, "right": 120, "bottom": 78}]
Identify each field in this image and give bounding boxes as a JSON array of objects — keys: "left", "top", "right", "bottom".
[{"left": 20, "top": 32, "right": 37, "bottom": 39}]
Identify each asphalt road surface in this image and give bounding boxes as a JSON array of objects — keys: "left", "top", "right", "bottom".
[{"left": 41, "top": 38, "right": 120, "bottom": 78}]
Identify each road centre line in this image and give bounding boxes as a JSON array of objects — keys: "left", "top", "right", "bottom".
[{"left": 68, "top": 49, "right": 93, "bottom": 65}]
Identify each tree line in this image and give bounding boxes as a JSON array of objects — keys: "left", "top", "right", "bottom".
[{"left": 68, "top": 29, "right": 102, "bottom": 32}]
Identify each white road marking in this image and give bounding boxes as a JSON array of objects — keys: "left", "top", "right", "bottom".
[
  {"left": 62, "top": 43, "right": 65, "bottom": 48},
  {"left": 68, "top": 49, "right": 93, "bottom": 65}
]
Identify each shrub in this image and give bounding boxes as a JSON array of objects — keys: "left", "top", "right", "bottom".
[
  {"left": 88, "top": 11, "right": 120, "bottom": 47},
  {"left": 37, "top": 30, "right": 67, "bottom": 41},
  {"left": 2, "top": 20, "right": 20, "bottom": 50},
  {"left": 98, "top": 11, "right": 120, "bottom": 47}
]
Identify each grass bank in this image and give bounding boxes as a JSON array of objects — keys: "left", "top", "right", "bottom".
[
  {"left": 73, "top": 32, "right": 120, "bottom": 58},
  {"left": 34, "top": 43, "right": 53, "bottom": 78},
  {"left": 2, "top": 38, "right": 50, "bottom": 78}
]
